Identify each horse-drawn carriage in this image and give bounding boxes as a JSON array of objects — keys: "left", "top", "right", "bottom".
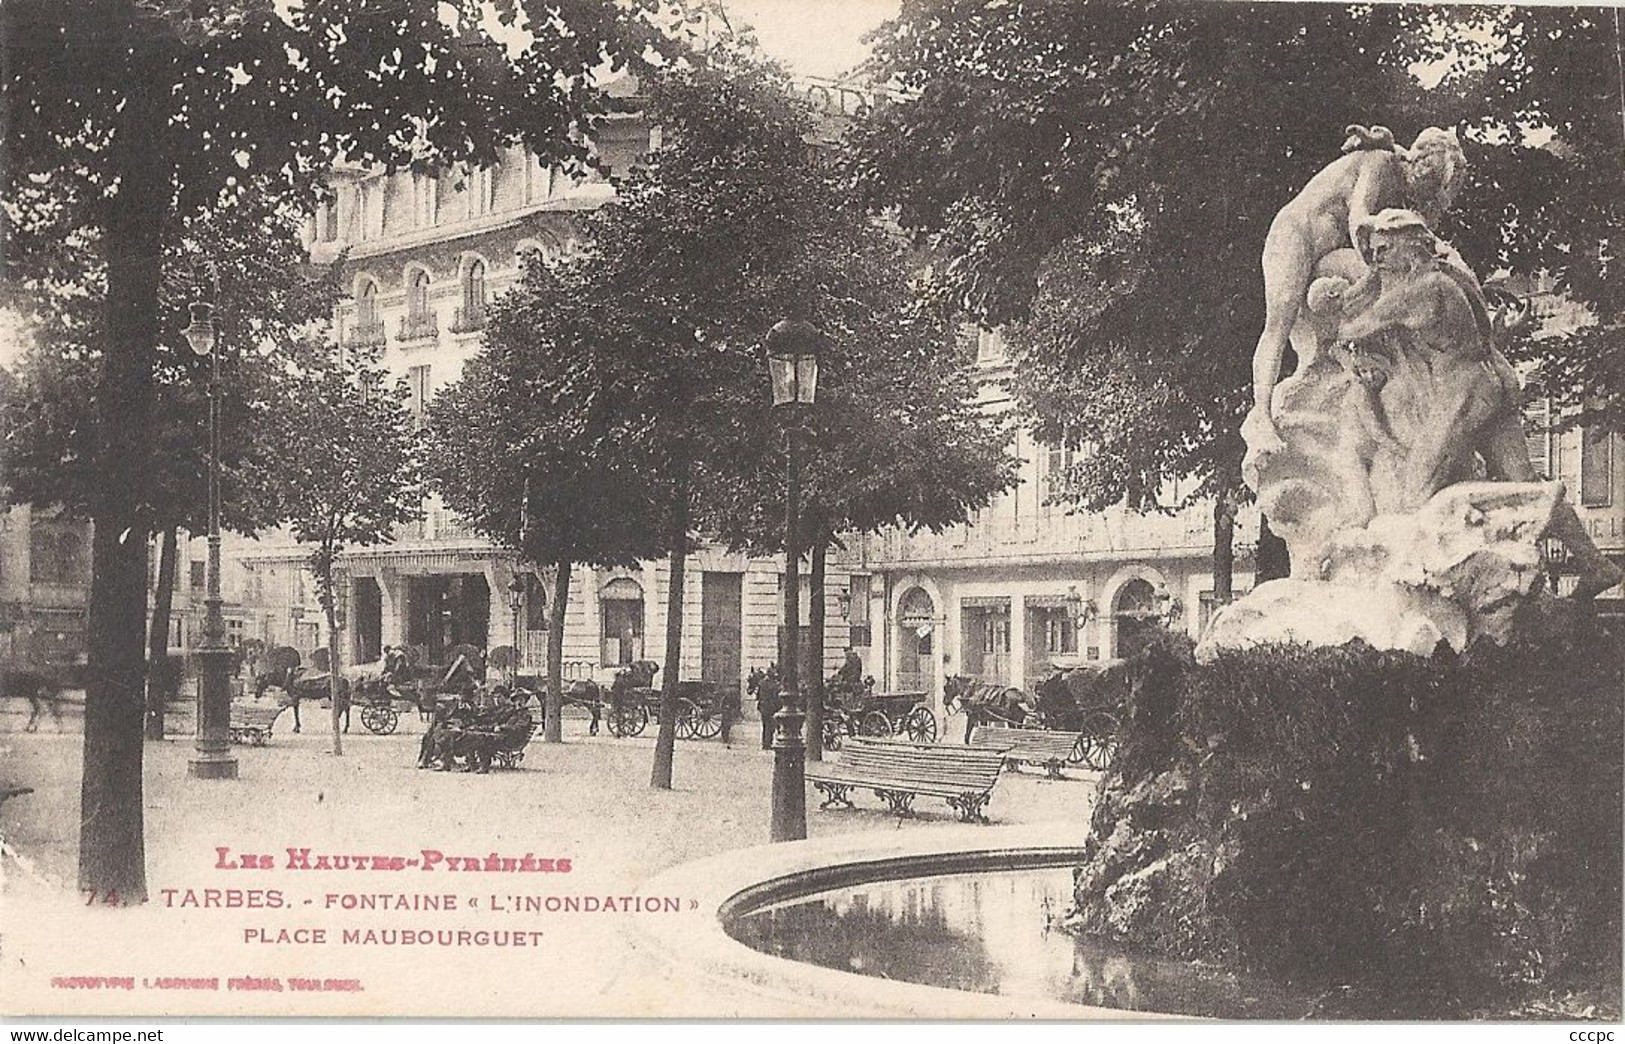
[
  {"left": 946, "top": 658, "right": 1128, "bottom": 770},
  {"left": 1032, "top": 658, "right": 1130, "bottom": 770},
  {"left": 597, "top": 662, "right": 736, "bottom": 740},
  {"left": 505, "top": 661, "right": 735, "bottom": 741},
  {"left": 822, "top": 681, "right": 937, "bottom": 748}
]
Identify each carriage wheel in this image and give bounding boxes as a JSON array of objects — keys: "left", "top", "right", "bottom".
[
  {"left": 904, "top": 706, "right": 938, "bottom": 744},
  {"left": 695, "top": 707, "right": 724, "bottom": 740},
  {"left": 675, "top": 699, "right": 702, "bottom": 740},
  {"left": 609, "top": 701, "right": 648, "bottom": 738},
  {"left": 822, "top": 715, "right": 845, "bottom": 751},
  {"left": 858, "top": 710, "right": 893, "bottom": 738},
  {"left": 1078, "top": 711, "right": 1120, "bottom": 770},
  {"left": 361, "top": 704, "right": 398, "bottom": 736}
]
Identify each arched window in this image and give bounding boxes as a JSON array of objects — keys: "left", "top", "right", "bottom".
[
  {"left": 400, "top": 268, "right": 437, "bottom": 341},
  {"left": 351, "top": 280, "right": 385, "bottom": 348},
  {"left": 599, "top": 577, "right": 645, "bottom": 666},
  {"left": 896, "top": 587, "right": 936, "bottom": 692},
  {"left": 1113, "top": 578, "right": 1160, "bottom": 660},
  {"left": 453, "top": 258, "right": 488, "bottom": 333},
  {"left": 356, "top": 280, "right": 379, "bottom": 327},
  {"left": 408, "top": 269, "right": 431, "bottom": 322}
]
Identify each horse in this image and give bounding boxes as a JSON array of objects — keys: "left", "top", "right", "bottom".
[
  {"left": 747, "top": 665, "right": 783, "bottom": 750},
  {"left": 943, "top": 675, "right": 1035, "bottom": 743},
  {"left": 1029, "top": 659, "right": 1131, "bottom": 732},
  {"left": 0, "top": 666, "right": 72, "bottom": 733},
  {"left": 521, "top": 677, "right": 605, "bottom": 736}
]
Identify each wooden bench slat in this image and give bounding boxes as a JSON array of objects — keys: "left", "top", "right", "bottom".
[
  {"left": 968, "top": 725, "right": 1086, "bottom": 778},
  {"left": 806, "top": 738, "right": 1007, "bottom": 822}
]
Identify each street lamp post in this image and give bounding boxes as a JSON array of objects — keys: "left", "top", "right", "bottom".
[
  {"left": 765, "top": 319, "right": 826, "bottom": 843},
  {"left": 508, "top": 574, "right": 526, "bottom": 679},
  {"left": 183, "top": 301, "right": 237, "bottom": 780}
]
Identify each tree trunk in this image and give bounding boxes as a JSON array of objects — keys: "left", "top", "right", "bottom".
[
  {"left": 1212, "top": 488, "right": 1236, "bottom": 607},
  {"left": 651, "top": 480, "right": 690, "bottom": 791},
  {"left": 326, "top": 593, "right": 343, "bottom": 757},
  {"left": 1257, "top": 514, "right": 1291, "bottom": 583},
  {"left": 806, "top": 534, "right": 828, "bottom": 763},
  {"left": 544, "top": 559, "right": 572, "bottom": 743},
  {"left": 144, "top": 526, "right": 178, "bottom": 741},
  {"left": 80, "top": 78, "right": 169, "bottom": 903}
]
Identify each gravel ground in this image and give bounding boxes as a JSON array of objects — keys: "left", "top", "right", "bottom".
[{"left": 0, "top": 704, "right": 1101, "bottom": 1017}]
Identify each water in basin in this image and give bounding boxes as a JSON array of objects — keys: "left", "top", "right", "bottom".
[{"left": 725, "top": 867, "right": 1312, "bottom": 1019}]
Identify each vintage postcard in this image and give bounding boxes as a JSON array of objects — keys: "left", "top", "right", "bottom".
[{"left": 1, "top": 0, "right": 1621, "bottom": 1023}]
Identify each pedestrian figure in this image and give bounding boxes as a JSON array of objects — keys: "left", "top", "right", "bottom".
[{"left": 750, "top": 664, "right": 783, "bottom": 751}]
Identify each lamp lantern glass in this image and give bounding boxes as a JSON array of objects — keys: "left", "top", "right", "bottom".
[
  {"left": 182, "top": 302, "right": 216, "bottom": 357},
  {"left": 508, "top": 575, "right": 525, "bottom": 613},
  {"left": 764, "top": 319, "right": 825, "bottom": 407}
]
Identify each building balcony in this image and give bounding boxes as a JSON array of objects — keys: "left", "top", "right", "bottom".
[
  {"left": 347, "top": 319, "right": 387, "bottom": 350},
  {"left": 863, "top": 505, "right": 1223, "bottom": 569},
  {"left": 449, "top": 304, "right": 488, "bottom": 334},
  {"left": 397, "top": 312, "right": 440, "bottom": 343},
  {"left": 392, "top": 508, "right": 482, "bottom": 544}
]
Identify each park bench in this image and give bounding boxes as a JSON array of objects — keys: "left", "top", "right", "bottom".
[
  {"left": 489, "top": 722, "right": 539, "bottom": 770},
  {"left": 969, "top": 724, "right": 1087, "bottom": 779},
  {"left": 229, "top": 698, "right": 289, "bottom": 746},
  {"left": 805, "top": 736, "right": 1011, "bottom": 822}
]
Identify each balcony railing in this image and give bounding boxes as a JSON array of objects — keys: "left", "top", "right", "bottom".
[
  {"left": 347, "top": 318, "right": 387, "bottom": 349},
  {"left": 449, "top": 303, "right": 488, "bottom": 334},
  {"left": 429, "top": 507, "right": 480, "bottom": 540},
  {"left": 391, "top": 508, "right": 481, "bottom": 544},
  {"left": 397, "top": 311, "right": 439, "bottom": 342}
]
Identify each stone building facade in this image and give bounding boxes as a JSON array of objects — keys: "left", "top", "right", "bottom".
[{"left": 232, "top": 82, "right": 855, "bottom": 691}]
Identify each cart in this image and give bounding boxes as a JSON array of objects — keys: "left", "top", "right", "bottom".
[
  {"left": 674, "top": 681, "right": 737, "bottom": 740},
  {"left": 603, "top": 661, "right": 660, "bottom": 738},
  {"left": 342, "top": 663, "right": 404, "bottom": 736},
  {"left": 1032, "top": 657, "right": 1127, "bottom": 770},
  {"left": 829, "top": 688, "right": 937, "bottom": 744}
]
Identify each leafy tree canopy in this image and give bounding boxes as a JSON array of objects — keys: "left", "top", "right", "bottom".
[
  {"left": 851, "top": 1, "right": 1625, "bottom": 516},
  {"left": 425, "top": 258, "right": 674, "bottom": 571},
  {"left": 0, "top": 183, "right": 338, "bottom": 534},
  {"left": 275, "top": 340, "right": 424, "bottom": 607}
]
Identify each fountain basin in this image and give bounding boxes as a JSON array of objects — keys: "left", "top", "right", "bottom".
[{"left": 624, "top": 823, "right": 1186, "bottom": 1019}]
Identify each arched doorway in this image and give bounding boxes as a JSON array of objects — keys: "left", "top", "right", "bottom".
[
  {"left": 353, "top": 577, "right": 383, "bottom": 664},
  {"left": 519, "top": 573, "right": 548, "bottom": 668},
  {"left": 896, "top": 588, "right": 936, "bottom": 693},
  {"left": 1114, "top": 578, "right": 1161, "bottom": 660},
  {"left": 599, "top": 577, "right": 645, "bottom": 666},
  {"left": 405, "top": 573, "right": 490, "bottom": 664}
]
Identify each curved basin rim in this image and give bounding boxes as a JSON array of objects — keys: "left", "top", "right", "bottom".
[{"left": 718, "top": 845, "right": 1088, "bottom": 923}]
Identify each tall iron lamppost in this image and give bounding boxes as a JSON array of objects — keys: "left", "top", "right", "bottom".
[
  {"left": 765, "top": 319, "right": 825, "bottom": 842},
  {"left": 508, "top": 574, "right": 526, "bottom": 678},
  {"left": 183, "top": 301, "right": 238, "bottom": 779}
]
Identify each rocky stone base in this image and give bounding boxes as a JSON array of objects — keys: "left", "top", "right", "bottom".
[
  {"left": 1070, "top": 618, "right": 1622, "bottom": 1018},
  {"left": 1198, "top": 481, "right": 1563, "bottom": 661}
]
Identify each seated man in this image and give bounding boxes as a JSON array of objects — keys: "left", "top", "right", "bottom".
[
  {"left": 423, "top": 693, "right": 478, "bottom": 771},
  {"left": 448, "top": 696, "right": 504, "bottom": 772},
  {"left": 465, "top": 691, "right": 535, "bottom": 773},
  {"left": 382, "top": 645, "right": 410, "bottom": 683}
]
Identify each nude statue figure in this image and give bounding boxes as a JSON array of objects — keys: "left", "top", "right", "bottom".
[
  {"left": 1315, "top": 210, "right": 1623, "bottom": 598},
  {"left": 1242, "top": 127, "right": 1467, "bottom": 460}
]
